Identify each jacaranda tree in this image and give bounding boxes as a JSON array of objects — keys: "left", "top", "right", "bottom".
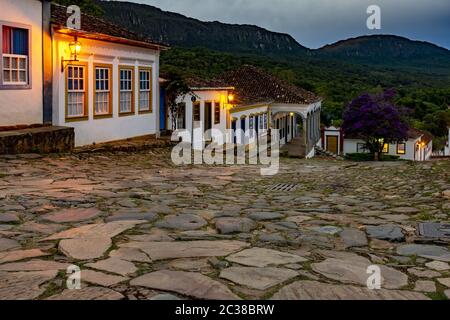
[{"left": 342, "top": 90, "right": 410, "bottom": 160}]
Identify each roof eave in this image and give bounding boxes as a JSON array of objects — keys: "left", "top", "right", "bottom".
[{"left": 52, "top": 26, "right": 170, "bottom": 51}]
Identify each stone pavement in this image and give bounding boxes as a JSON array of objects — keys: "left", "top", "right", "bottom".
[{"left": 0, "top": 149, "right": 449, "bottom": 300}]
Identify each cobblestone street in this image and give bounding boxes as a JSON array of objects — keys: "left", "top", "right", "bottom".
[{"left": 0, "top": 149, "right": 449, "bottom": 300}]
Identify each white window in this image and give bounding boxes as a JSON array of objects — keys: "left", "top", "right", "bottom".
[
  {"left": 67, "top": 65, "right": 86, "bottom": 118},
  {"left": 2, "top": 25, "right": 29, "bottom": 86},
  {"left": 139, "top": 68, "right": 151, "bottom": 112},
  {"left": 94, "top": 66, "right": 111, "bottom": 116},
  {"left": 119, "top": 68, "right": 134, "bottom": 114}
]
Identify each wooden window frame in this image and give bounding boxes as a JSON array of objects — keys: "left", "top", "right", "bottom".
[
  {"left": 93, "top": 63, "right": 113, "bottom": 119},
  {"left": 214, "top": 101, "right": 220, "bottom": 124},
  {"left": 118, "top": 65, "right": 135, "bottom": 117},
  {"left": 0, "top": 21, "right": 32, "bottom": 90},
  {"left": 138, "top": 66, "right": 152, "bottom": 114},
  {"left": 397, "top": 143, "right": 406, "bottom": 155},
  {"left": 65, "top": 62, "right": 88, "bottom": 122}
]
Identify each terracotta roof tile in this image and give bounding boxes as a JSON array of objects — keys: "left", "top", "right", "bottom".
[{"left": 219, "top": 65, "right": 321, "bottom": 106}]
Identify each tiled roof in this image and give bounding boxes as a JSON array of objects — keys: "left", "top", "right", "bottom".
[
  {"left": 346, "top": 128, "right": 433, "bottom": 142},
  {"left": 51, "top": 4, "right": 169, "bottom": 49},
  {"left": 185, "top": 76, "right": 233, "bottom": 90},
  {"left": 220, "top": 65, "right": 321, "bottom": 106}
]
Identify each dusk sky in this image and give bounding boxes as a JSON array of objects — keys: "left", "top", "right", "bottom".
[{"left": 118, "top": 0, "right": 450, "bottom": 49}]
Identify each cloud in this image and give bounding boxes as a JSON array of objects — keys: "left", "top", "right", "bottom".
[{"left": 124, "top": 0, "right": 450, "bottom": 49}]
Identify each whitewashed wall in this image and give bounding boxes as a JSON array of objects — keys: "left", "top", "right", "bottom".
[
  {"left": 344, "top": 138, "right": 421, "bottom": 161},
  {"left": 52, "top": 34, "right": 159, "bottom": 146},
  {"left": 0, "top": 0, "right": 43, "bottom": 126},
  {"left": 175, "top": 90, "right": 230, "bottom": 149},
  {"left": 230, "top": 105, "right": 269, "bottom": 145}
]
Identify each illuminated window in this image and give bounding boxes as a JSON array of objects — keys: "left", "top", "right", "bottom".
[
  {"left": 382, "top": 143, "right": 389, "bottom": 153},
  {"left": 397, "top": 143, "right": 406, "bottom": 155},
  {"left": 94, "top": 65, "right": 111, "bottom": 116},
  {"left": 1, "top": 25, "right": 29, "bottom": 86},
  {"left": 66, "top": 64, "right": 87, "bottom": 119},
  {"left": 119, "top": 67, "right": 134, "bottom": 114},
  {"left": 139, "top": 68, "right": 151, "bottom": 112}
]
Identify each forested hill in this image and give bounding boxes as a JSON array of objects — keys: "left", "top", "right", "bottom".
[{"left": 95, "top": 0, "right": 307, "bottom": 56}]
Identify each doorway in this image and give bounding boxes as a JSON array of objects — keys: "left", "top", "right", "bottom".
[
  {"left": 204, "top": 102, "right": 212, "bottom": 140},
  {"left": 326, "top": 136, "right": 338, "bottom": 154}
]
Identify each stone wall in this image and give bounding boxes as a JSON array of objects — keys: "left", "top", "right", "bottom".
[{"left": 0, "top": 126, "right": 74, "bottom": 154}]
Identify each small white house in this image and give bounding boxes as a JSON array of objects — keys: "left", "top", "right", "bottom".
[
  {"left": 51, "top": 4, "right": 168, "bottom": 146},
  {"left": 0, "top": 0, "right": 45, "bottom": 127},
  {"left": 322, "top": 126, "right": 433, "bottom": 161},
  {"left": 171, "top": 66, "right": 322, "bottom": 158}
]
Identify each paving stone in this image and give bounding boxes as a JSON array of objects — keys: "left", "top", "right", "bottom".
[
  {"left": 59, "top": 236, "right": 112, "bottom": 260},
  {"left": 309, "top": 226, "right": 342, "bottom": 235},
  {"left": 86, "top": 258, "right": 137, "bottom": 276},
  {"left": 442, "top": 190, "right": 450, "bottom": 199},
  {"left": 248, "top": 212, "right": 284, "bottom": 221},
  {"left": 340, "top": 228, "right": 368, "bottom": 248},
  {"left": 414, "top": 280, "right": 436, "bottom": 292},
  {"left": 168, "top": 258, "right": 212, "bottom": 272},
  {"left": 226, "top": 247, "right": 307, "bottom": 267},
  {"left": 0, "top": 270, "right": 58, "bottom": 300},
  {"left": 215, "top": 218, "right": 257, "bottom": 234},
  {"left": 42, "top": 208, "right": 101, "bottom": 223},
  {"left": 122, "top": 240, "right": 249, "bottom": 261},
  {"left": 397, "top": 244, "right": 450, "bottom": 262},
  {"left": 19, "top": 221, "right": 65, "bottom": 235},
  {"left": 0, "top": 238, "right": 20, "bottom": 252},
  {"left": 156, "top": 214, "right": 207, "bottom": 231},
  {"left": 437, "top": 278, "right": 450, "bottom": 288},
  {"left": 109, "top": 247, "right": 151, "bottom": 263},
  {"left": 425, "top": 261, "right": 450, "bottom": 271},
  {"left": 47, "top": 287, "right": 124, "bottom": 300},
  {"left": 82, "top": 269, "right": 128, "bottom": 287},
  {"left": 271, "top": 280, "right": 429, "bottom": 300},
  {"left": 220, "top": 267, "right": 297, "bottom": 290},
  {"left": 366, "top": 224, "right": 405, "bottom": 242},
  {"left": 0, "top": 249, "right": 50, "bottom": 264},
  {"left": 285, "top": 215, "right": 313, "bottom": 225},
  {"left": 105, "top": 211, "right": 158, "bottom": 223},
  {"left": 0, "top": 213, "right": 20, "bottom": 223},
  {"left": 312, "top": 256, "right": 408, "bottom": 289},
  {"left": 150, "top": 293, "right": 183, "bottom": 300},
  {"left": 0, "top": 259, "right": 70, "bottom": 271},
  {"left": 44, "top": 221, "right": 143, "bottom": 241},
  {"left": 445, "top": 290, "right": 450, "bottom": 299},
  {"left": 130, "top": 270, "right": 239, "bottom": 300},
  {"left": 407, "top": 268, "right": 441, "bottom": 279},
  {"left": 390, "top": 207, "right": 420, "bottom": 214}
]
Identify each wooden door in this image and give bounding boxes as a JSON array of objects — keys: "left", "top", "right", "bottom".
[{"left": 326, "top": 136, "right": 338, "bottom": 154}]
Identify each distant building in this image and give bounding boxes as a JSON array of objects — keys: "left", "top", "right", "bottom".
[{"left": 322, "top": 127, "right": 433, "bottom": 161}]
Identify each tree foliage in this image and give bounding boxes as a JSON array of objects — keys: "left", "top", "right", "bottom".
[
  {"left": 53, "top": 0, "right": 104, "bottom": 17},
  {"left": 342, "top": 90, "right": 410, "bottom": 159}
]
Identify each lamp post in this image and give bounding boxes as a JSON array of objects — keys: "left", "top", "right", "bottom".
[{"left": 61, "top": 36, "right": 82, "bottom": 72}]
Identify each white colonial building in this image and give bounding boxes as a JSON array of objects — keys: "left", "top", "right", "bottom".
[
  {"left": 0, "top": 1, "right": 168, "bottom": 152},
  {"left": 0, "top": 0, "right": 45, "bottom": 127},
  {"left": 170, "top": 65, "right": 322, "bottom": 158}
]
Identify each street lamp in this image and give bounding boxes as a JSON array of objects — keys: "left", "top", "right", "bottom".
[{"left": 61, "top": 37, "right": 82, "bottom": 72}]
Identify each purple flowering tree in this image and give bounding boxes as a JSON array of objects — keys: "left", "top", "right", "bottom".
[{"left": 342, "top": 90, "right": 410, "bottom": 160}]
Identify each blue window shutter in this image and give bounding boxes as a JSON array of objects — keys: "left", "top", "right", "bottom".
[{"left": 12, "top": 28, "right": 28, "bottom": 55}]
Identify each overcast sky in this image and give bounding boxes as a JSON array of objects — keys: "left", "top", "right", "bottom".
[{"left": 118, "top": 0, "right": 450, "bottom": 49}]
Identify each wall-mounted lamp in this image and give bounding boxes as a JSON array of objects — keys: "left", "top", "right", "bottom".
[
  {"left": 61, "top": 37, "right": 82, "bottom": 72},
  {"left": 228, "top": 94, "right": 235, "bottom": 103}
]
